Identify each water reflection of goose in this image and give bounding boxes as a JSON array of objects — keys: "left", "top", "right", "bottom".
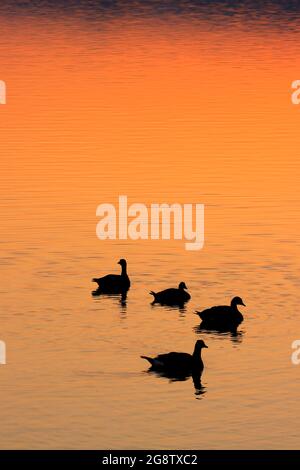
[
  {"left": 149, "top": 282, "right": 191, "bottom": 307},
  {"left": 92, "top": 259, "right": 130, "bottom": 294},
  {"left": 92, "top": 290, "right": 128, "bottom": 310},
  {"left": 194, "top": 324, "right": 244, "bottom": 344},
  {"left": 150, "top": 302, "right": 187, "bottom": 316},
  {"left": 146, "top": 368, "right": 206, "bottom": 396}
]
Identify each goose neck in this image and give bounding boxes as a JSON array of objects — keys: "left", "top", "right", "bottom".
[
  {"left": 192, "top": 346, "right": 202, "bottom": 362},
  {"left": 121, "top": 264, "right": 127, "bottom": 276}
]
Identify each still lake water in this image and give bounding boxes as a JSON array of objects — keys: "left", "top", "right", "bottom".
[{"left": 1, "top": 1, "right": 300, "bottom": 449}]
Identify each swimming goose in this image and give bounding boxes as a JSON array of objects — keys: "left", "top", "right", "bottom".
[
  {"left": 195, "top": 296, "right": 245, "bottom": 327},
  {"left": 92, "top": 259, "right": 130, "bottom": 294},
  {"left": 150, "top": 282, "right": 191, "bottom": 306},
  {"left": 141, "top": 339, "right": 207, "bottom": 372}
]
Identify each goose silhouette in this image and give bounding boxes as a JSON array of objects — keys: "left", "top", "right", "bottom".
[
  {"left": 195, "top": 296, "right": 245, "bottom": 329},
  {"left": 92, "top": 259, "right": 130, "bottom": 294},
  {"left": 141, "top": 339, "right": 207, "bottom": 373},
  {"left": 150, "top": 282, "right": 191, "bottom": 306}
]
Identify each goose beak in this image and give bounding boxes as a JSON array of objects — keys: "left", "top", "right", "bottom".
[
  {"left": 117, "top": 260, "right": 121, "bottom": 264},
  {"left": 241, "top": 301, "right": 246, "bottom": 307},
  {"left": 203, "top": 344, "right": 208, "bottom": 348}
]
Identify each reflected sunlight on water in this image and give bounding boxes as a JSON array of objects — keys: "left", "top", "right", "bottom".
[{"left": 0, "top": 0, "right": 300, "bottom": 449}]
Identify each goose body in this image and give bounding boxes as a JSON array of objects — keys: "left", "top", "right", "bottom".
[
  {"left": 141, "top": 340, "right": 207, "bottom": 372},
  {"left": 196, "top": 296, "right": 245, "bottom": 328},
  {"left": 150, "top": 282, "right": 191, "bottom": 306},
  {"left": 92, "top": 259, "right": 130, "bottom": 294}
]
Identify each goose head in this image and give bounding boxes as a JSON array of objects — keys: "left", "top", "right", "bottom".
[
  {"left": 179, "top": 281, "right": 188, "bottom": 290},
  {"left": 195, "top": 339, "right": 208, "bottom": 350},
  {"left": 231, "top": 296, "right": 246, "bottom": 308},
  {"left": 118, "top": 258, "right": 127, "bottom": 268},
  {"left": 193, "top": 339, "right": 208, "bottom": 357}
]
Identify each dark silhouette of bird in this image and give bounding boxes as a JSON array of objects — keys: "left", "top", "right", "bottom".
[
  {"left": 149, "top": 282, "right": 191, "bottom": 306},
  {"left": 195, "top": 296, "right": 245, "bottom": 329},
  {"left": 92, "top": 259, "right": 130, "bottom": 294},
  {"left": 141, "top": 339, "right": 207, "bottom": 373}
]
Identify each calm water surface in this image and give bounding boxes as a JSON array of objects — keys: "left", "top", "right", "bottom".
[{"left": 1, "top": 1, "right": 300, "bottom": 449}]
